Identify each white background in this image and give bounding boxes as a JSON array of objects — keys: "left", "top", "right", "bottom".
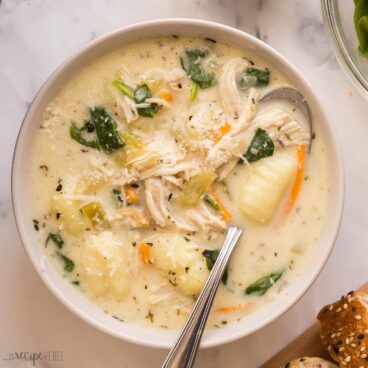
[{"left": 1, "top": 0, "right": 368, "bottom": 367}]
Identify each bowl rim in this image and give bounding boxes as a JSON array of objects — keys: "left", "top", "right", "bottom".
[
  {"left": 11, "top": 17, "right": 345, "bottom": 349},
  {"left": 321, "top": 0, "right": 368, "bottom": 99}
]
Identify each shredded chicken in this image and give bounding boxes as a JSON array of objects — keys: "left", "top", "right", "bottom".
[
  {"left": 144, "top": 178, "right": 171, "bottom": 227},
  {"left": 186, "top": 202, "right": 226, "bottom": 234},
  {"left": 254, "top": 107, "right": 310, "bottom": 147},
  {"left": 162, "top": 175, "right": 184, "bottom": 187},
  {"left": 115, "top": 206, "right": 151, "bottom": 228},
  {"left": 126, "top": 150, "right": 160, "bottom": 172},
  {"left": 144, "top": 178, "right": 196, "bottom": 231},
  {"left": 118, "top": 95, "right": 139, "bottom": 123},
  {"left": 219, "top": 58, "right": 249, "bottom": 121},
  {"left": 88, "top": 156, "right": 139, "bottom": 187},
  {"left": 140, "top": 161, "right": 202, "bottom": 181},
  {"left": 205, "top": 88, "right": 258, "bottom": 173}
]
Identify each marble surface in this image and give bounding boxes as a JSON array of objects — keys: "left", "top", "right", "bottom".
[{"left": 1, "top": 0, "right": 368, "bottom": 367}]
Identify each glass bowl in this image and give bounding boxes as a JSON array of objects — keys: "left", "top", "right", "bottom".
[{"left": 322, "top": 0, "right": 368, "bottom": 98}]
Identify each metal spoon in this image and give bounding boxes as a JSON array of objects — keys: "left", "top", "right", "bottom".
[
  {"left": 260, "top": 87, "right": 312, "bottom": 130},
  {"left": 260, "top": 87, "right": 313, "bottom": 151},
  {"left": 162, "top": 226, "right": 243, "bottom": 368}
]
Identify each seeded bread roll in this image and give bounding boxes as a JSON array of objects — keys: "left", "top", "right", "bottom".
[
  {"left": 318, "top": 291, "right": 368, "bottom": 367},
  {"left": 279, "top": 357, "right": 337, "bottom": 367}
]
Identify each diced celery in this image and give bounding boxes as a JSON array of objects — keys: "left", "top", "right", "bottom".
[
  {"left": 181, "top": 170, "right": 217, "bottom": 206},
  {"left": 115, "top": 147, "right": 158, "bottom": 169},
  {"left": 81, "top": 202, "right": 107, "bottom": 227},
  {"left": 118, "top": 130, "right": 143, "bottom": 149}
]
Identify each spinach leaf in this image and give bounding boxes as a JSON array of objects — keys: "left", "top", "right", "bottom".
[
  {"left": 70, "top": 122, "right": 100, "bottom": 150},
  {"left": 245, "top": 271, "right": 284, "bottom": 296},
  {"left": 203, "top": 194, "right": 221, "bottom": 211},
  {"left": 188, "top": 64, "right": 215, "bottom": 89},
  {"left": 241, "top": 128, "right": 274, "bottom": 163},
  {"left": 202, "top": 249, "right": 228, "bottom": 284},
  {"left": 137, "top": 103, "right": 159, "bottom": 118},
  {"left": 47, "top": 232, "right": 64, "bottom": 249},
  {"left": 186, "top": 47, "right": 210, "bottom": 59},
  {"left": 134, "top": 84, "right": 159, "bottom": 118},
  {"left": 180, "top": 47, "right": 216, "bottom": 89},
  {"left": 112, "top": 80, "right": 135, "bottom": 99},
  {"left": 90, "top": 107, "right": 124, "bottom": 153},
  {"left": 57, "top": 252, "right": 75, "bottom": 272},
  {"left": 70, "top": 108, "right": 124, "bottom": 153},
  {"left": 240, "top": 67, "right": 270, "bottom": 89},
  {"left": 134, "top": 84, "right": 151, "bottom": 103},
  {"left": 112, "top": 188, "right": 124, "bottom": 204}
]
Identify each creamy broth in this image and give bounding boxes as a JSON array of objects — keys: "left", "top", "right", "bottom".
[{"left": 29, "top": 36, "right": 330, "bottom": 329}]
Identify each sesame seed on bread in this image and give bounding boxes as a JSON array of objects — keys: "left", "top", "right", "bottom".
[
  {"left": 318, "top": 291, "right": 368, "bottom": 367},
  {"left": 279, "top": 357, "right": 337, "bottom": 367}
]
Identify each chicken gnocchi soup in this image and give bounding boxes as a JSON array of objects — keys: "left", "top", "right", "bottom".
[{"left": 30, "top": 36, "right": 330, "bottom": 329}]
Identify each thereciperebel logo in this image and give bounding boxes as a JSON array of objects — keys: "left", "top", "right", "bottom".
[{"left": 2, "top": 351, "right": 64, "bottom": 366}]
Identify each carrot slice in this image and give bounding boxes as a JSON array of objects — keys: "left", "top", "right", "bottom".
[
  {"left": 211, "top": 122, "right": 232, "bottom": 143},
  {"left": 159, "top": 91, "right": 173, "bottom": 102},
  {"left": 215, "top": 303, "right": 252, "bottom": 313},
  {"left": 139, "top": 242, "right": 151, "bottom": 265},
  {"left": 209, "top": 188, "right": 232, "bottom": 222},
  {"left": 125, "top": 185, "right": 139, "bottom": 204},
  {"left": 282, "top": 144, "right": 306, "bottom": 219}
]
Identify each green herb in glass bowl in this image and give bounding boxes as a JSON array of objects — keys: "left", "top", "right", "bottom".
[{"left": 354, "top": 0, "right": 368, "bottom": 56}]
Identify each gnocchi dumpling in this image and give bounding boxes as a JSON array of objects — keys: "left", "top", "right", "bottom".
[
  {"left": 51, "top": 194, "right": 89, "bottom": 234},
  {"left": 151, "top": 234, "right": 209, "bottom": 296},
  {"left": 79, "top": 232, "right": 131, "bottom": 299},
  {"left": 240, "top": 154, "right": 297, "bottom": 223}
]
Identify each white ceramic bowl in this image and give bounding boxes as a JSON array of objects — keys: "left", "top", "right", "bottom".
[{"left": 12, "top": 18, "right": 344, "bottom": 349}]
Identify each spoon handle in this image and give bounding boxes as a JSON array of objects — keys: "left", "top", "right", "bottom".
[{"left": 162, "top": 226, "right": 243, "bottom": 368}]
